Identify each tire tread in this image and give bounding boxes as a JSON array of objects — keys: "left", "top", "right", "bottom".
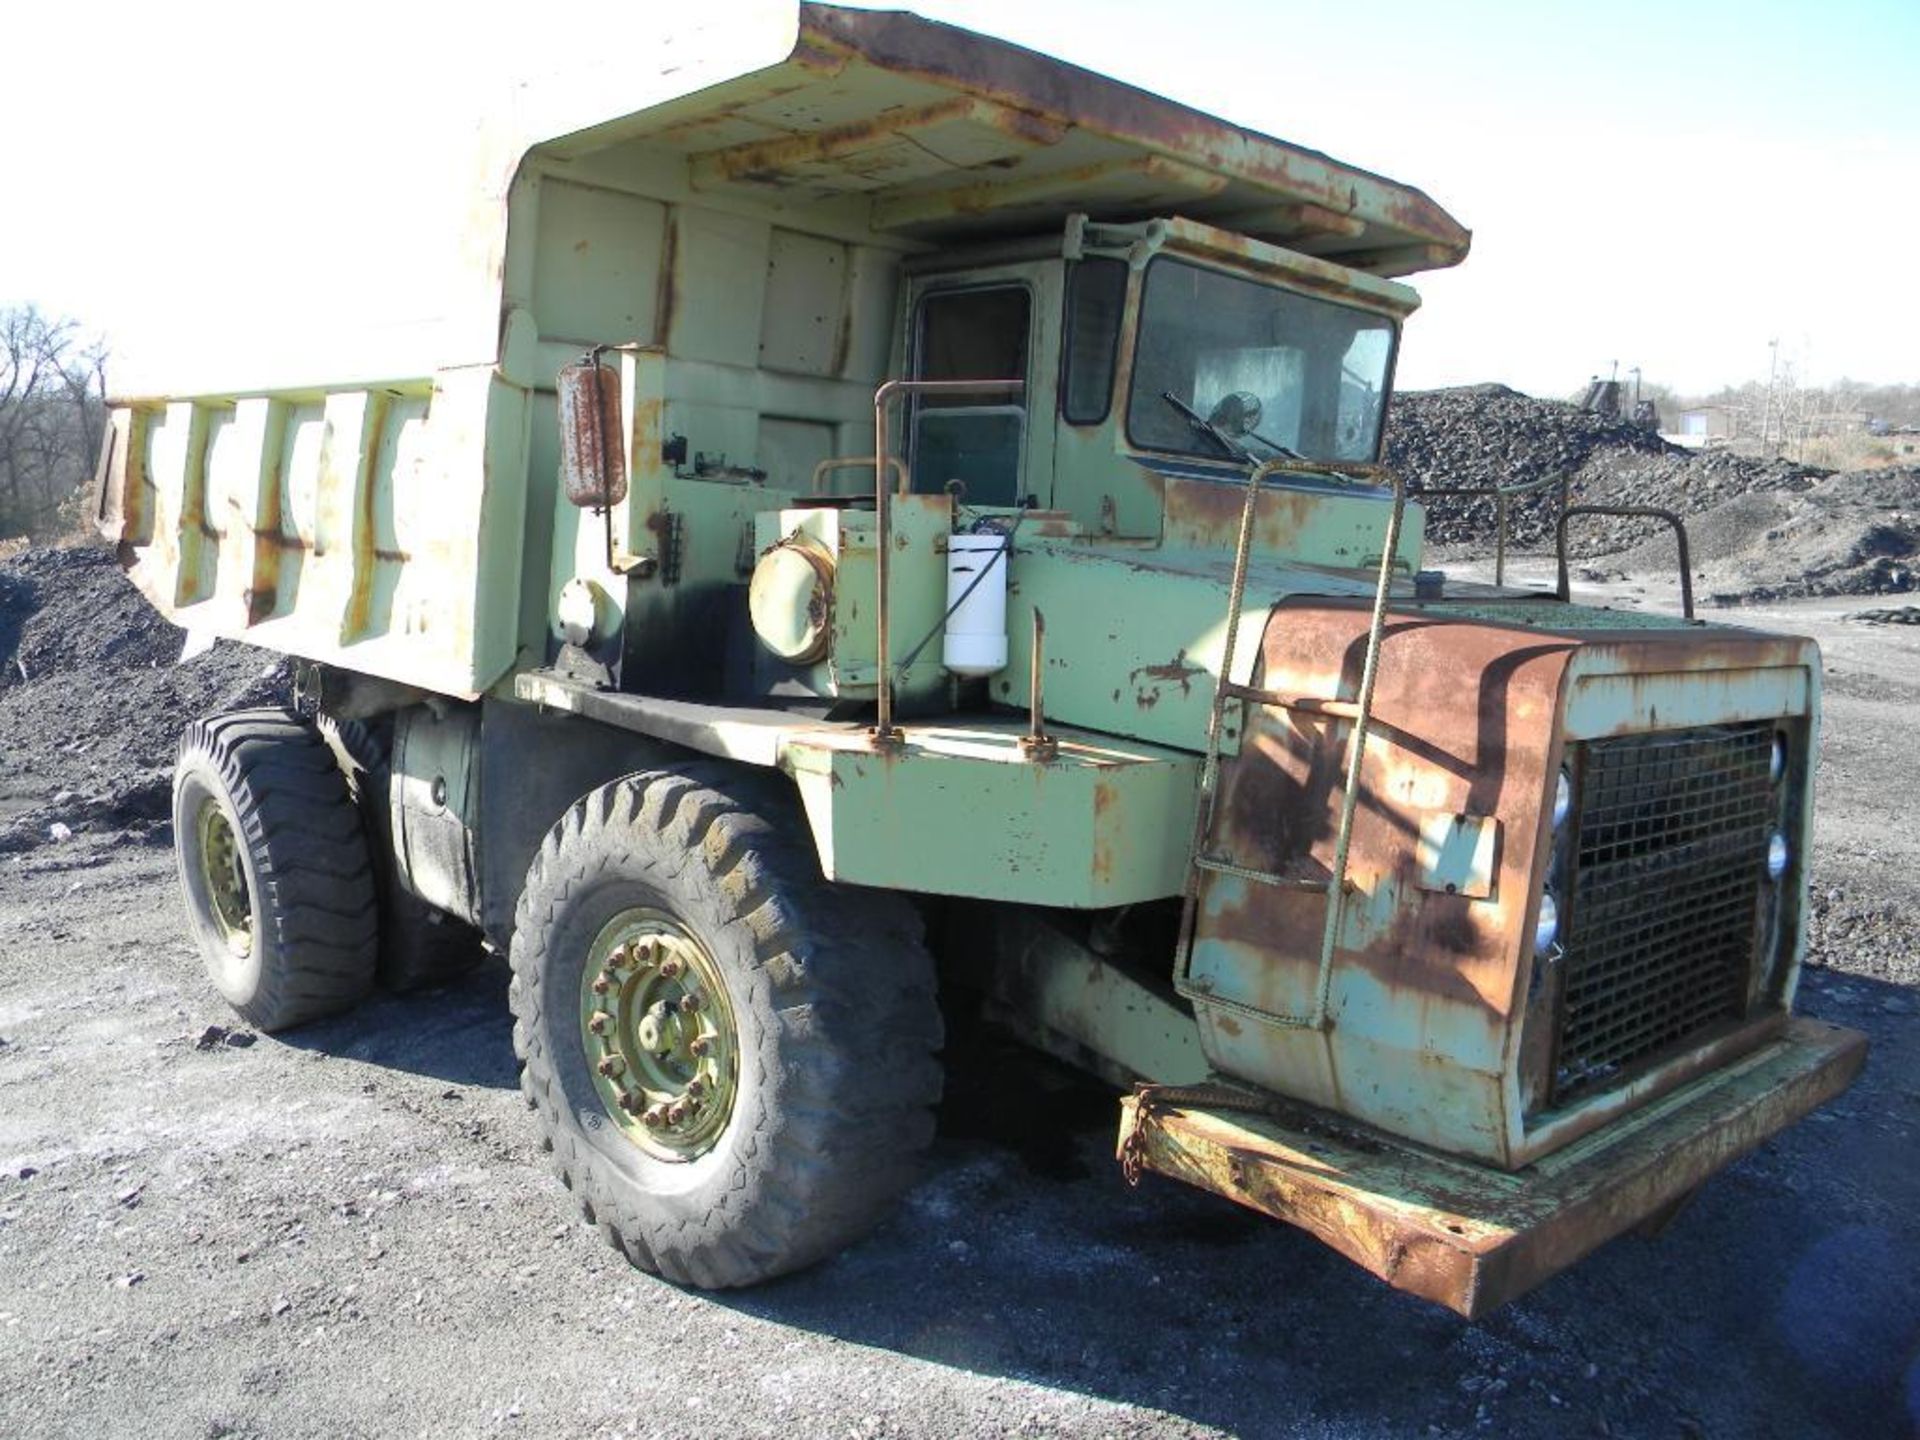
[{"left": 509, "top": 764, "right": 942, "bottom": 1288}]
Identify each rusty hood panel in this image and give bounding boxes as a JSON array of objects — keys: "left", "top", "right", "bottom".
[
  {"left": 1186, "top": 598, "right": 1821, "bottom": 1169},
  {"left": 1189, "top": 602, "right": 1577, "bottom": 1165}
]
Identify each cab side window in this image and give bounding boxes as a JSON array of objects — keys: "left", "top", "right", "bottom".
[
  {"left": 1061, "top": 257, "right": 1127, "bottom": 424},
  {"left": 910, "top": 286, "right": 1029, "bottom": 506}
]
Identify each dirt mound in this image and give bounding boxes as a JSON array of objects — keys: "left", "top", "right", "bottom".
[
  {"left": 0, "top": 543, "right": 287, "bottom": 850},
  {"left": 1849, "top": 604, "right": 1920, "bottom": 624},
  {"left": 1609, "top": 468, "right": 1919, "bottom": 605}
]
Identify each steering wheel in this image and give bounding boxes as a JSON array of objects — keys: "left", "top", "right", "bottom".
[{"left": 1207, "top": 391, "right": 1263, "bottom": 437}]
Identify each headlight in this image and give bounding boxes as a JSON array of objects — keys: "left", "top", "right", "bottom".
[
  {"left": 1552, "top": 768, "right": 1573, "bottom": 830},
  {"left": 1534, "top": 890, "right": 1561, "bottom": 956},
  {"left": 1771, "top": 733, "right": 1789, "bottom": 785},
  {"left": 1767, "top": 832, "right": 1790, "bottom": 882}
]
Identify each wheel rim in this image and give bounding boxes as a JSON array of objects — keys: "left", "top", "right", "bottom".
[
  {"left": 195, "top": 797, "right": 253, "bottom": 957},
  {"left": 579, "top": 908, "right": 739, "bottom": 1162}
]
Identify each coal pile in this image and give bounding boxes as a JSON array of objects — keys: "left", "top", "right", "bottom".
[
  {"left": 1385, "top": 384, "right": 1820, "bottom": 551},
  {"left": 0, "top": 544, "right": 287, "bottom": 851},
  {"left": 1383, "top": 385, "right": 1920, "bottom": 601},
  {"left": 1386, "top": 384, "right": 1670, "bottom": 531},
  {"left": 1602, "top": 467, "right": 1919, "bottom": 605}
]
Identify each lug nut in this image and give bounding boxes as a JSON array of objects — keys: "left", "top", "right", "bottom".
[
  {"left": 590, "top": 973, "right": 615, "bottom": 996},
  {"left": 689, "top": 1037, "right": 711, "bottom": 1058},
  {"left": 596, "top": 1055, "right": 626, "bottom": 1079},
  {"left": 665, "top": 1103, "right": 688, "bottom": 1126},
  {"left": 642, "top": 1105, "right": 667, "bottom": 1129},
  {"left": 685, "top": 1077, "right": 705, "bottom": 1099},
  {"left": 588, "top": 1011, "right": 614, "bottom": 1036},
  {"left": 635, "top": 939, "right": 658, "bottom": 966},
  {"left": 616, "top": 1089, "right": 641, "bottom": 1113},
  {"left": 657, "top": 957, "right": 683, "bottom": 981},
  {"left": 678, "top": 991, "right": 702, "bottom": 1013}
]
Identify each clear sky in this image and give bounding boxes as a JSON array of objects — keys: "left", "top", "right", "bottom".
[{"left": 6, "top": 0, "right": 1915, "bottom": 397}]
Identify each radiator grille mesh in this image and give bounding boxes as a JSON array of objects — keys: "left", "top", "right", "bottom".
[{"left": 1552, "top": 723, "right": 1774, "bottom": 1102}]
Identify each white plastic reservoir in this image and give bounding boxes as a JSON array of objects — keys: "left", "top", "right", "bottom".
[{"left": 942, "top": 533, "right": 1009, "bottom": 676}]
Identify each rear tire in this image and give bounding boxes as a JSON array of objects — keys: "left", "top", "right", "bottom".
[
  {"left": 509, "top": 767, "right": 943, "bottom": 1287},
  {"left": 173, "top": 709, "right": 378, "bottom": 1031}
]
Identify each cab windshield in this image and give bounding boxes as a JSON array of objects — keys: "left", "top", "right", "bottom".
[{"left": 1125, "top": 257, "right": 1397, "bottom": 466}]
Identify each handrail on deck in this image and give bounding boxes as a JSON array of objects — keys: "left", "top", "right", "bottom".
[
  {"left": 1557, "top": 505, "right": 1695, "bottom": 619},
  {"left": 869, "top": 378, "right": 1025, "bottom": 749},
  {"left": 1412, "top": 474, "right": 1696, "bottom": 618},
  {"left": 1406, "top": 471, "right": 1569, "bottom": 586}
]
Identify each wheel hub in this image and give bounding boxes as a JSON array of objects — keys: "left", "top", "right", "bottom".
[
  {"left": 580, "top": 911, "right": 738, "bottom": 1161},
  {"left": 195, "top": 798, "right": 253, "bottom": 957}
]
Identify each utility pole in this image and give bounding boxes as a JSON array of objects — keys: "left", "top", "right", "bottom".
[{"left": 1762, "top": 338, "right": 1780, "bottom": 453}]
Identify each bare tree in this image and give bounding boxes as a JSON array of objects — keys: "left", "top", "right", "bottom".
[{"left": 0, "top": 305, "right": 108, "bottom": 539}]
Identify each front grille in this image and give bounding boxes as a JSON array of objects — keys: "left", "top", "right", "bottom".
[{"left": 1552, "top": 723, "right": 1775, "bottom": 1103}]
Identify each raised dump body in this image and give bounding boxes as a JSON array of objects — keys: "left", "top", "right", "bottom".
[
  {"left": 96, "top": 5, "right": 1463, "bottom": 700},
  {"left": 96, "top": 3, "right": 1861, "bottom": 1319}
]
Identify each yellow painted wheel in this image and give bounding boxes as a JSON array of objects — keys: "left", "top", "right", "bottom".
[
  {"left": 579, "top": 910, "right": 739, "bottom": 1162},
  {"left": 194, "top": 797, "right": 253, "bottom": 957}
]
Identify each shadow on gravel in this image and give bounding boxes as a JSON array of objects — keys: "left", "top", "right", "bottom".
[
  {"left": 714, "top": 972, "right": 1920, "bottom": 1440},
  {"left": 218, "top": 935, "right": 1916, "bottom": 1436},
  {"left": 275, "top": 957, "right": 520, "bottom": 1092}
]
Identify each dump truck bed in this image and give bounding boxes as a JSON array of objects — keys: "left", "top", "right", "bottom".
[{"left": 94, "top": 3, "right": 1468, "bottom": 697}]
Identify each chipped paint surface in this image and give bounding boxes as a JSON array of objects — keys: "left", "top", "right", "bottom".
[
  {"left": 781, "top": 721, "right": 1200, "bottom": 908},
  {"left": 103, "top": 371, "right": 525, "bottom": 699},
  {"left": 1119, "top": 1017, "right": 1864, "bottom": 1318}
]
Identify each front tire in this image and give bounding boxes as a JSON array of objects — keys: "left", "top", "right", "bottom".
[
  {"left": 509, "top": 768, "right": 942, "bottom": 1287},
  {"left": 172, "top": 709, "right": 379, "bottom": 1031}
]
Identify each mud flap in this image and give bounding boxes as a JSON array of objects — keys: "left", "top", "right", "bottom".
[{"left": 1116, "top": 1017, "right": 1866, "bottom": 1319}]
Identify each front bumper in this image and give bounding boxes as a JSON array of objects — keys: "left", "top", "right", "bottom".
[{"left": 1116, "top": 1017, "right": 1866, "bottom": 1319}]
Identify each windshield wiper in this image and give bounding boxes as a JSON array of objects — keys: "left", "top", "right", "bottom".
[
  {"left": 1162, "top": 391, "right": 1305, "bottom": 463},
  {"left": 1241, "top": 428, "right": 1304, "bottom": 461},
  {"left": 1161, "top": 391, "right": 1252, "bottom": 463}
]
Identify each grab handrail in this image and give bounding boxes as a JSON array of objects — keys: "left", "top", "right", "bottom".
[
  {"left": 1556, "top": 504, "right": 1695, "bottom": 619},
  {"left": 1175, "top": 457, "right": 1409, "bottom": 1032},
  {"left": 869, "top": 378, "right": 1025, "bottom": 749}
]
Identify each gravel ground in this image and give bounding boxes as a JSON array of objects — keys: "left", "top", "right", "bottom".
[{"left": 1, "top": 563, "right": 1917, "bottom": 1437}]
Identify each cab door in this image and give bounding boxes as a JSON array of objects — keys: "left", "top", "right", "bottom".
[{"left": 903, "top": 263, "right": 1061, "bottom": 508}]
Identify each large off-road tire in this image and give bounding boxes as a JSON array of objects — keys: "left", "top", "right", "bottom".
[
  {"left": 317, "top": 713, "right": 483, "bottom": 991},
  {"left": 172, "top": 709, "right": 379, "bottom": 1031},
  {"left": 509, "top": 768, "right": 943, "bottom": 1288}
]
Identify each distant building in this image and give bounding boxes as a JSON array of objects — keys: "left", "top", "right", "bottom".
[{"left": 1666, "top": 405, "right": 1735, "bottom": 450}]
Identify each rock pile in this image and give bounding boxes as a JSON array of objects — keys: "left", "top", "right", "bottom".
[{"left": 0, "top": 544, "right": 287, "bottom": 851}]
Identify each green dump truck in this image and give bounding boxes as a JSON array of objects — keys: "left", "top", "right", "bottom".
[{"left": 94, "top": 5, "right": 1863, "bottom": 1317}]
